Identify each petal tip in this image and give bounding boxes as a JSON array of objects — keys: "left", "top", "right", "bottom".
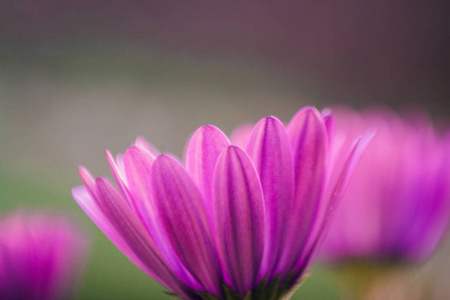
[
  {"left": 227, "top": 144, "right": 240, "bottom": 152},
  {"left": 95, "top": 176, "right": 107, "bottom": 186},
  {"left": 71, "top": 185, "right": 85, "bottom": 198},
  {"left": 303, "top": 105, "right": 321, "bottom": 116},
  {"left": 156, "top": 153, "right": 167, "bottom": 159},
  {"left": 261, "top": 115, "right": 284, "bottom": 126},
  {"left": 105, "top": 149, "right": 115, "bottom": 161},
  {"left": 124, "top": 145, "right": 144, "bottom": 160},
  {"left": 78, "top": 166, "right": 93, "bottom": 181},
  {"left": 289, "top": 106, "right": 322, "bottom": 125},
  {"left": 201, "top": 124, "right": 215, "bottom": 129},
  {"left": 197, "top": 124, "right": 226, "bottom": 136},
  {"left": 154, "top": 153, "right": 176, "bottom": 165}
]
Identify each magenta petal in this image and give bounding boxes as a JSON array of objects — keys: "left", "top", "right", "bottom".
[
  {"left": 106, "top": 150, "right": 135, "bottom": 209},
  {"left": 123, "top": 146, "right": 156, "bottom": 225},
  {"left": 229, "top": 124, "right": 254, "bottom": 149},
  {"left": 296, "top": 133, "right": 373, "bottom": 272},
  {"left": 94, "top": 177, "right": 188, "bottom": 295},
  {"left": 150, "top": 154, "right": 221, "bottom": 296},
  {"left": 73, "top": 169, "right": 188, "bottom": 296},
  {"left": 213, "top": 146, "right": 265, "bottom": 297},
  {"left": 72, "top": 186, "right": 125, "bottom": 254},
  {"left": 78, "top": 166, "right": 99, "bottom": 201},
  {"left": 134, "top": 136, "right": 160, "bottom": 156},
  {"left": 72, "top": 186, "right": 153, "bottom": 277},
  {"left": 185, "top": 125, "right": 231, "bottom": 216},
  {"left": 123, "top": 147, "right": 202, "bottom": 290},
  {"left": 246, "top": 116, "right": 294, "bottom": 278},
  {"left": 278, "top": 107, "right": 328, "bottom": 273},
  {"left": 322, "top": 109, "right": 336, "bottom": 147}
]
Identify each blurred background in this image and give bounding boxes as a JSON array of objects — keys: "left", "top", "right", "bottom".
[{"left": 0, "top": 1, "right": 449, "bottom": 299}]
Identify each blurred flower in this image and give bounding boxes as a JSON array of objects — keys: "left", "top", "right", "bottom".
[
  {"left": 320, "top": 107, "right": 450, "bottom": 300},
  {"left": 321, "top": 107, "right": 450, "bottom": 263},
  {"left": 72, "top": 106, "right": 370, "bottom": 299},
  {"left": 0, "top": 212, "right": 89, "bottom": 300}
]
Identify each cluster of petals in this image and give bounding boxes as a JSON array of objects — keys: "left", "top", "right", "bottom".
[
  {"left": 321, "top": 107, "right": 450, "bottom": 262},
  {"left": 0, "top": 212, "right": 88, "bottom": 300},
  {"left": 72, "top": 106, "right": 370, "bottom": 299}
]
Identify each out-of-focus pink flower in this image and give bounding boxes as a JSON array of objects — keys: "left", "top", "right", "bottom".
[
  {"left": 72, "top": 106, "right": 370, "bottom": 299},
  {"left": 0, "top": 212, "right": 88, "bottom": 300},
  {"left": 321, "top": 107, "right": 450, "bottom": 263}
]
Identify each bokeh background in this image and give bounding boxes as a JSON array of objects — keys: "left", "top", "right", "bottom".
[{"left": 1, "top": 1, "right": 449, "bottom": 299}]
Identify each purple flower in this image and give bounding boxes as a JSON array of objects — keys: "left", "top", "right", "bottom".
[
  {"left": 0, "top": 212, "right": 88, "bottom": 300},
  {"left": 321, "top": 107, "right": 450, "bottom": 262},
  {"left": 72, "top": 106, "right": 369, "bottom": 299}
]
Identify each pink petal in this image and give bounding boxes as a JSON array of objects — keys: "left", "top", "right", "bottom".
[
  {"left": 213, "top": 146, "right": 265, "bottom": 297},
  {"left": 94, "top": 177, "right": 188, "bottom": 296},
  {"left": 78, "top": 166, "right": 99, "bottom": 202},
  {"left": 229, "top": 123, "right": 254, "bottom": 149},
  {"left": 134, "top": 136, "right": 160, "bottom": 156},
  {"left": 322, "top": 109, "right": 336, "bottom": 147},
  {"left": 123, "top": 147, "right": 202, "bottom": 290},
  {"left": 122, "top": 146, "right": 156, "bottom": 228},
  {"left": 72, "top": 186, "right": 149, "bottom": 275},
  {"left": 185, "top": 125, "right": 231, "bottom": 216},
  {"left": 106, "top": 150, "right": 134, "bottom": 209},
  {"left": 245, "top": 116, "right": 294, "bottom": 279},
  {"left": 299, "top": 134, "right": 373, "bottom": 274},
  {"left": 278, "top": 106, "right": 328, "bottom": 274},
  {"left": 73, "top": 171, "right": 188, "bottom": 296},
  {"left": 150, "top": 154, "right": 221, "bottom": 296}
]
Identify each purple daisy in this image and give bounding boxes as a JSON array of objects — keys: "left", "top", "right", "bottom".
[{"left": 72, "top": 106, "right": 369, "bottom": 299}]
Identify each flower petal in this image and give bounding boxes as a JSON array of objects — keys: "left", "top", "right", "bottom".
[
  {"left": 246, "top": 116, "right": 294, "bottom": 279},
  {"left": 322, "top": 109, "right": 336, "bottom": 147},
  {"left": 72, "top": 185, "right": 148, "bottom": 275},
  {"left": 213, "top": 146, "right": 265, "bottom": 297},
  {"left": 123, "top": 147, "right": 202, "bottom": 290},
  {"left": 229, "top": 124, "right": 254, "bottom": 149},
  {"left": 73, "top": 169, "right": 188, "bottom": 296},
  {"left": 134, "top": 136, "right": 160, "bottom": 156},
  {"left": 122, "top": 146, "right": 156, "bottom": 227},
  {"left": 78, "top": 166, "right": 99, "bottom": 202},
  {"left": 185, "top": 125, "right": 231, "bottom": 216},
  {"left": 278, "top": 106, "right": 328, "bottom": 274},
  {"left": 106, "top": 150, "right": 134, "bottom": 209},
  {"left": 296, "top": 132, "right": 374, "bottom": 274},
  {"left": 150, "top": 154, "right": 221, "bottom": 296},
  {"left": 94, "top": 177, "right": 189, "bottom": 296}
]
